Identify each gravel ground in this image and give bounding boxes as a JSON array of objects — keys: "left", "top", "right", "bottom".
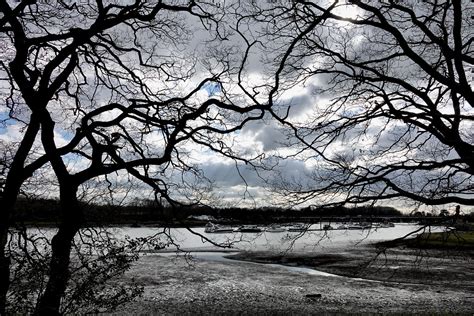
[{"left": 112, "top": 247, "right": 474, "bottom": 315}]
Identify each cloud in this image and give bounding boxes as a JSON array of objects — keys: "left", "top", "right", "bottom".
[
  {"left": 200, "top": 161, "right": 265, "bottom": 187},
  {"left": 196, "top": 157, "right": 312, "bottom": 205}
]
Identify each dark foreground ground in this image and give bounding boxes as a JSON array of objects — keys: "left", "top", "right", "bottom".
[{"left": 112, "top": 244, "right": 474, "bottom": 315}]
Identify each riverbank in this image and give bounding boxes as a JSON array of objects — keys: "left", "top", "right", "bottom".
[{"left": 112, "top": 244, "right": 474, "bottom": 314}]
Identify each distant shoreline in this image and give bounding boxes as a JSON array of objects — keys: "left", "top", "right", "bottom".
[{"left": 11, "top": 218, "right": 453, "bottom": 229}]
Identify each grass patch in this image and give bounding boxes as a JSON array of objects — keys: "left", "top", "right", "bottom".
[{"left": 410, "top": 231, "right": 474, "bottom": 249}]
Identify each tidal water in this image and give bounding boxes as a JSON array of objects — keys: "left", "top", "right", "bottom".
[
  {"left": 114, "top": 223, "right": 444, "bottom": 253},
  {"left": 21, "top": 223, "right": 446, "bottom": 255}
]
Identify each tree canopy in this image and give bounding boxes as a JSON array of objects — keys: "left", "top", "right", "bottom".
[
  {"left": 253, "top": 0, "right": 474, "bottom": 207},
  {"left": 0, "top": 0, "right": 265, "bottom": 313},
  {"left": 0, "top": 0, "right": 473, "bottom": 313}
]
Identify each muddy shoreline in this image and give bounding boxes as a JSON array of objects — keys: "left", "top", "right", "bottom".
[
  {"left": 226, "top": 244, "right": 474, "bottom": 290},
  {"left": 113, "top": 244, "right": 474, "bottom": 315}
]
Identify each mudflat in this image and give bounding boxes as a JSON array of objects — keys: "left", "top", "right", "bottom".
[{"left": 114, "top": 245, "right": 474, "bottom": 315}]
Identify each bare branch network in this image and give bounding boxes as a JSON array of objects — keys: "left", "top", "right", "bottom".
[
  {"left": 0, "top": 0, "right": 472, "bottom": 314},
  {"left": 248, "top": 0, "right": 474, "bottom": 207}
]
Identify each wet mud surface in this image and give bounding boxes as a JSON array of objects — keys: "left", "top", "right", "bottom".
[
  {"left": 114, "top": 245, "right": 474, "bottom": 315},
  {"left": 229, "top": 246, "right": 474, "bottom": 290}
]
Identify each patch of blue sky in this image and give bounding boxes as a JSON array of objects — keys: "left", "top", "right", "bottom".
[
  {"left": 55, "top": 128, "right": 74, "bottom": 142},
  {"left": 202, "top": 81, "right": 222, "bottom": 97},
  {"left": 0, "top": 111, "right": 15, "bottom": 134}
]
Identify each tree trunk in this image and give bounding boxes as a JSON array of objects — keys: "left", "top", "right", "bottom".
[
  {"left": 0, "top": 116, "right": 40, "bottom": 314},
  {"left": 0, "top": 197, "right": 11, "bottom": 316},
  {"left": 0, "top": 218, "right": 11, "bottom": 316},
  {"left": 34, "top": 225, "right": 78, "bottom": 316},
  {"left": 0, "top": 191, "right": 23, "bottom": 315},
  {"left": 35, "top": 184, "right": 82, "bottom": 316}
]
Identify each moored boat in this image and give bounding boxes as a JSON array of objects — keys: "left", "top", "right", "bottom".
[
  {"left": 337, "top": 222, "right": 371, "bottom": 230},
  {"left": 287, "top": 223, "right": 307, "bottom": 232},
  {"left": 348, "top": 222, "right": 372, "bottom": 230},
  {"left": 337, "top": 224, "right": 349, "bottom": 230},
  {"left": 204, "top": 222, "right": 234, "bottom": 233},
  {"left": 237, "top": 225, "right": 262, "bottom": 233},
  {"left": 373, "top": 221, "right": 395, "bottom": 228},
  {"left": 265, "top": 225, "right": 286, "bottom": 232}
]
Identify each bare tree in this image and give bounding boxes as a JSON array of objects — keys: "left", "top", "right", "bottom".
[
  {"left": 6, "top": 226, "right": 156, "bottom": 314},
  {"left": 0, "top": 0, "right": 265, "bottom": 314},
  {"left": 252, "top": 0, "right": 474, "bottom": 208}
]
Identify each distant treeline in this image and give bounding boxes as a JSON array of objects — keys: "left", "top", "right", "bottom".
[
  {"left": 10, "top": 197, "right": 409, "bottom": 226},
  {"left": 194, "top": 205, "right": 404, "bottom": 224}
]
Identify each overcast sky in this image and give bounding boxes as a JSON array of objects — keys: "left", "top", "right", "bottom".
[{"left": 1, "top": 0, "right": 472, "bottom": 214}]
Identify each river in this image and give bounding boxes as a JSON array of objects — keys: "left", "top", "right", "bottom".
[
  {"left": 21, "top": 222, "right": 445, "bottom": 254},
  {"left": 112, "top": 222, "right": 443, "bottom": 253}
]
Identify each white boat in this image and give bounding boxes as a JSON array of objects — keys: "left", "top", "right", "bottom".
[
  {"left": 337, "top": 224, "right": 349, "bottom": 230},
  {"left": 381, "top": 222, "right": 395, "bottom": 228},
  {"left": 337, "top": 223, "right": 371, "bottom": 230},
  {"left": 287, "top": 223, "right": 307, "bottom": 232},
  {"left": 348, "top": 222, "right": 372, "bottom": 230},
  {"left": 373, "top": 221, "right": 395, "bottom": 228},
  {"left": 237, "top": 225, "right": 262, "bottom": 233},
  {"left": 204, "top": 222, "right": 234, "bottom": 233},
  {"left": 265, "top": 225, "right": 286, "bottom": 232}
]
